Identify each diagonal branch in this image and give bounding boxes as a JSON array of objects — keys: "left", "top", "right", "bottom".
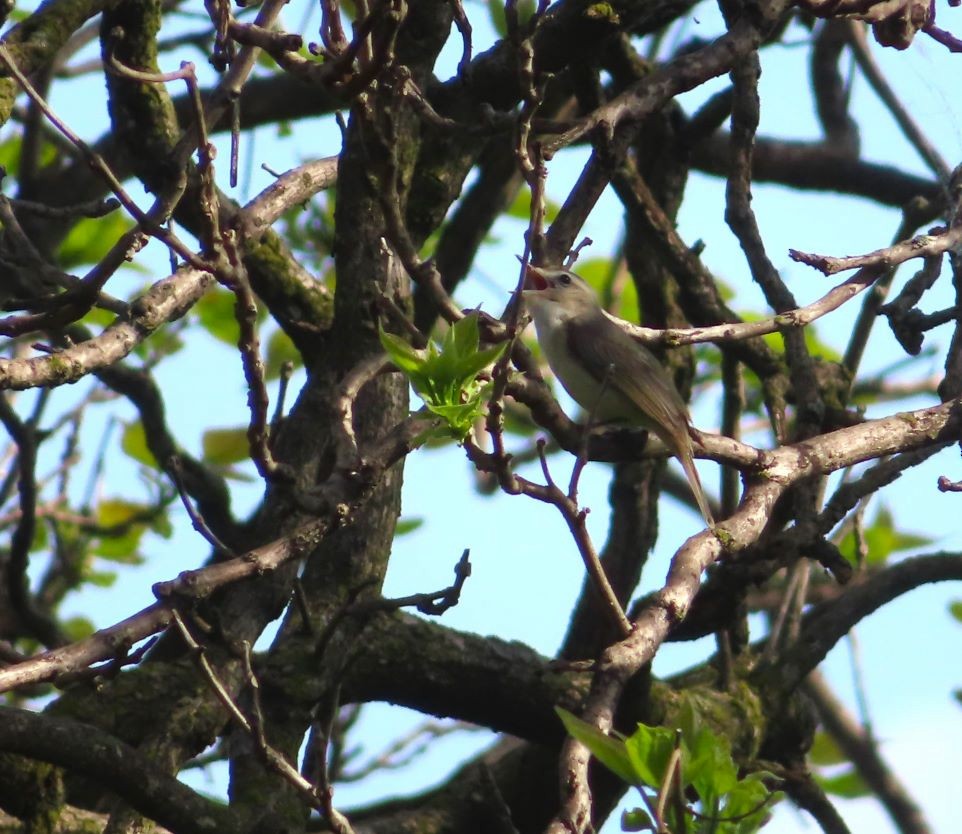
[
  {"left": 803, "top": 671, "right": 933, "bottom": 834},
  {"left": 773, "top": 553, "right": 962, "bottom": 694}
]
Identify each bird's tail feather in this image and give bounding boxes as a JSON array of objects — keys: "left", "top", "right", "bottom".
[{"left": 678, "top": 445, "right": 715, "bottom": 529}]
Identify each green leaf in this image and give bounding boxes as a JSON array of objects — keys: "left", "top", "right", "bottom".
[
  {"left": 0, "top": 134, "right": 22, "bottom": 175},
  {"left": 817, "top": 767, "right": 870, "bottom": 798},
  {"left": 62, "top": 616, "right": 96, "bottom": 642},
  {"left": 85, "top": 569, "right": 118, "bottom": 588},
  {"left": 96, "top": 499, "right": 147, "bottom": 527},
  {"left": 396, "top": 517, "right": 424, "bottom": 536},
  {"left": 81, "top": 307, "right": 117, "bottom": 330},
  {"left": 202, "top": 427, "right": 251, "bottom": 466},
  {"left": 379, "top": 328, "right": 428, "bottom": 378},
  {"left": 150, "top": 511, "right": 174, "bottom": 539},
  {"left": 134, "top": 322, "right": 185, "bottom": 362},
  {"left": 808, "top": 731, "right": 847, "bottom": 765},
  {"left": 121, "top": 421, "right": 159, "bottom": 469},
  {"left": 93, "top": 525, "right": 146, "bottom": 563},
  {"left": 487, "top": 0, "right": 508, "bottom": 36},
  {"left": 621, "top": 807, "right": 655, "bottom": 831},
  {"left": 675, "top": 698, "right": 701, "bottom": 754},
  {"left": 382, "top": 315, "right": 506, "bottom": 440},
  {"left": 556, "top": 707, "right": 638, "bottom": 785},
  {"left": 721, "top": 777, "right": 779, "bottom": 834},
  {"left": 456, "top": 342, "right": 509, "bottom": 389},
  {"left": 424, "top": 397, "right": 485, "bottom": 440},
  {"left": 950, "top": 600, "right": 962, "bottom": 623},
  {"left": 196, "top": 289, "right": 240, "bottom": 345},
  {"left": 837, "top": 505, "right": 934, "bottom": 565},
  {"left": 686, "top": 725, "right": 738, "bottom": 804},
  {"left": 624, "top": 723, "right": 677, "bottom": 788},
  {"left": 428, "top": 315, "right": 505, "bottom": 396},
  {"left": 265, "top": 327, "right": 302, "bottom": 379},
  {"left": 504, "top": 181, "right": 561, "bottom": 222},
  {"left": 448, "top": 311, "right": 480, "bottom": 359},
  {"left": 0, "top": 131, "right": 57, "bottom": 178},
  {"left": 58, "top": 211, "right": 140, "bottom": 270},
  {"left": 31, "top": 520, "right": 49, "bottom": 553}
]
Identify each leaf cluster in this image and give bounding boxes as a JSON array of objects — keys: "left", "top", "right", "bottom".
[
  {"left": 558, "top": 701, "right": 781, "bottom": 834},
  {"left": 379, "top": 312, "right": 507, "bottom": 442}
]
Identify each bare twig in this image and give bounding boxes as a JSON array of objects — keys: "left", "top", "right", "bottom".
[
  {"left": 171, "top": 612, "right": 357, "bottom": 829},
  {"left": 0, "top": 45, "right": 202, "bottom": 268},
  {"left": 535, "top": 442, "right": 632, "bottom": 639},
  {"left": 847, "top": 22, "right": 950, "bottom": 182},
  {"left": 332, "top": 355, "right": 392, "bottom": 473},
  {"left": 350, "top": 549, "right": 472, "bottom": 616},
  {"left": 168, "top": 456, "right": 234, "bottom": 557},
  {"left": 0, "top": 395, "right": 63, "bottom": 646},
  {"left": 790, "top": 225, "right": 962, "bottom": 276}
]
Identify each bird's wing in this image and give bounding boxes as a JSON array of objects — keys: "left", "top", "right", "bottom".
[
  {"left": 568, "top": 312, "right": 715, "bottom": 528},
  {"left": 566, "top": 312, "right": 691, "bottom": 446}
]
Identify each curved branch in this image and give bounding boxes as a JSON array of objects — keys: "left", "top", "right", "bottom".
[
  {"left": 0, "top": 706, "right": 236, "bottom": 834},
  {"left": 317, "top": 610, "right": 585, "bottom": 742},
  {"left": 0, "top": 153, "right": 340, "bottom": 396},
  {"left": 691, "top": 131, "right": 942, "bottom": 208},
  {"left": 774, "top": 553, "right": 962, "bottom": 692}
]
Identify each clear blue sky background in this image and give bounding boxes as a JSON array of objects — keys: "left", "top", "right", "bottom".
[{"left": 18, "top": 0, "right": 962, "bottom": 831}]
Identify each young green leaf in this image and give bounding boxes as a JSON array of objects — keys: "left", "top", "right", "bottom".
[
  {"left": 202, "top": 427, "right": 251, "bottom": 466},
  {"left": 379, "top": 328, "right": 427, "bottom": 378},
  {"left": 621, "top": 807, "right": 655, "bottom": 832},
  {"left": 686, "top": 725, "right": 738, "bottom": 806},
  {"left": 721, "top": 776, "right": 778, "bottom": 834},
  {"left": 121, "top": 421, "right": 159, "bottom": 469},
  {"left": 624, "top": 723, "right": 677, "bottom": 788},
  {"left": 380, "top": 314, "right": 506, "bottom": 441},
  {"left": 817, "top": 767, "right": 870, "bottom": 798},
  {"left": 838, "top": 505, "right": 933, "bottom": 565},
  {"left": 556, "top": 707, "right": 638, "bottom": 785},
  {"left": 196, "top": 289, "right": 241, "bottom": 346}
]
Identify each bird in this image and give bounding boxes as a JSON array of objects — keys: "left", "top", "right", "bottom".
[{"left": 521, "top": 263, "right": 715, "bottom": 528}]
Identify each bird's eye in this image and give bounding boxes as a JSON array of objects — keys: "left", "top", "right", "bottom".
[{"left": 559, "top": 273, "right": 572, "bottom": 286}]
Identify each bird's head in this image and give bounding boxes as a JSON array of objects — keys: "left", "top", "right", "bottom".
[{"left": 522, "top": 265, "right": 599, "bottom": 317}]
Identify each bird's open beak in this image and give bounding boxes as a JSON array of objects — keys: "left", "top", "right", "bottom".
[{"left": 523, "top": 264, "right": 549, "bottom": 291}]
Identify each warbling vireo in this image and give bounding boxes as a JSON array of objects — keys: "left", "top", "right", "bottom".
[{"left": 522, "top": 264, "right": 714, "bottom": 528}]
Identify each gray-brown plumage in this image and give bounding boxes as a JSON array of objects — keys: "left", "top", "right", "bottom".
[{"left": 522, "top": 264, "right": 714, "bottom": 528}]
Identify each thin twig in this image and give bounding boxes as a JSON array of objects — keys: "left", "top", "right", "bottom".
[
  {"left": 332, "top": 355, "right": 392, "bottom": 473},
  {"left": 790, "top": 225, "right": 962, "bottom": 276},
  {"left": 0, "top": 45, "right": 202, "bottom": 268},
  {"left": 535, "top": 442, "right": 632, "bottom": 638},
  {"left": 168, "top": 456, "right": 234, "bottom": 557},
  {"left": 847, "top": 22, "right": 950, "bottom": 182}
]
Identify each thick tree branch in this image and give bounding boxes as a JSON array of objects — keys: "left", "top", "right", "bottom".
[{"left": 0, "top": 706, "right": 236, "bottom": 834}]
